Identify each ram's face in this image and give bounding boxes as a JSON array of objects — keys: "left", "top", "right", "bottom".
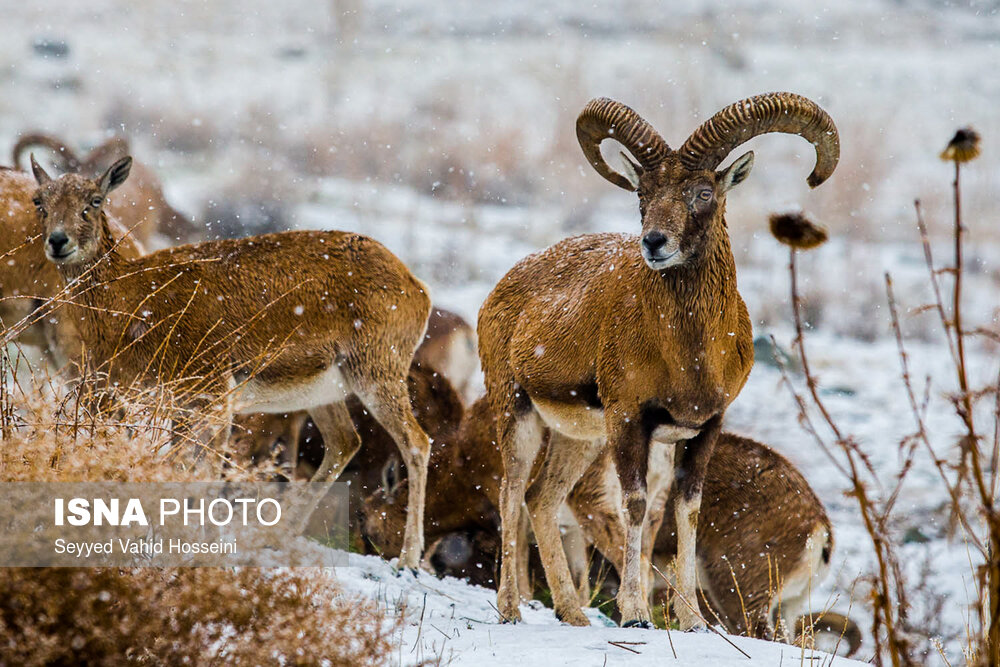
[{"left": 630, "top": 152, "right": 754, "bottom": 271}]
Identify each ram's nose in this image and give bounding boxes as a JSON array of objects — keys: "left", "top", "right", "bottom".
[{"left": 642, "top": 231, "right": 668, "bottom": 254}]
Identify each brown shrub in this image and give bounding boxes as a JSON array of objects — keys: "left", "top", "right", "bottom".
[
  {"left": 0, "top": 358, "right": 398, "bottom": 666},
  {"left": 0, "top": 567, "right": 397, "bottom": 667}
]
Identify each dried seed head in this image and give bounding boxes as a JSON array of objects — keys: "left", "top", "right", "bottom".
[
  {"left": 940, "top": 127, "right": 981, "bottom": 163},
  {"left": 769, "top": 212, "right": 828, "bottom": 250}
]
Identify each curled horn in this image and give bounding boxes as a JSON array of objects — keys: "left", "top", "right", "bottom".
[
  {"left": 82, "top": 136, "right": 132, "bottom": 175},
  {"left": 12, "top": 132, "right": 82, "bottom": 173},
  {"left": 576, "top": 97, "right": 671, "bottom": 191},
  {"left": 678, "top": 92, "right": 840, "bottom": 188}
]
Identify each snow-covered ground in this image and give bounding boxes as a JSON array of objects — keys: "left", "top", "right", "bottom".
[
  {"left": 4, "top": 0, "right": 1000, "bottom": 664},
  {"left": 334, "top": 551, "right": 867, "bottom": 666}
]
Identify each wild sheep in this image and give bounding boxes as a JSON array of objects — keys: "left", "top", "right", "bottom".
[
  {"left": 0, "top": 167, "right": 144, "bottom": 367},
  {"left": 30, "top": 155, "right": 435, "bottom": 568},
  {"left": 413, "top": 307, "right": 478, "bottom": 404},
  {"left": 477, "top": 92, "right": 839, "bottom": 627},
  {"left": 13, "top": 132, "right": 197, "bottom": 245},
  {"left": 360, "top": 395, "right": 858, "bottom": 654},
  {"left": 573, "top": 437, "right": 834, "bottom": 640}
]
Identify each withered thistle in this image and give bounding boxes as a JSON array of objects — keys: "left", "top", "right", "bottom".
[
  {"left": 940, "top": 126, "right": 981, "bottom": 163},
  {"left": 769, "top": 212, "right": 828, "bottom": 250}
]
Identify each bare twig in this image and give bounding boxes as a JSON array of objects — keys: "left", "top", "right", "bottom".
[{"left": 651, "top": 563, "right": 752, "bottom": 660}]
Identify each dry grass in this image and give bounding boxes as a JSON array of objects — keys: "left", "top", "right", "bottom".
[
  {"left": 0, "top": 348, "right": 399, "bottom": 666},
  {"left": 0, "top": 567, "right": 398, "bottom": 667}
]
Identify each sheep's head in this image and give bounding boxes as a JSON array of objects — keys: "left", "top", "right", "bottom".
[
  {"left": 30, "top": 154, "right": 132, "bottom": 266},
  {"left": 577, "top": 93, "right": 839, "bottom": 271},
  {"left": 359, "top": 457, "right": 409, "bottom": 557}
]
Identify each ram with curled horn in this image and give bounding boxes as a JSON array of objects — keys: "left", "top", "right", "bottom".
[{"left": 477, "top": 92, "right": 838, "bottom": 628}]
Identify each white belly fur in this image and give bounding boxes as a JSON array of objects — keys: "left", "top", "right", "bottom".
[
  {"left": 232, "top": 363, "right": 351, "bottom": 414},
  {"left": 532, "top": 398, "right": 605, "bottom": 440},
  {"left": 533, "top": 398, "right": 700, "bottom": 445}
]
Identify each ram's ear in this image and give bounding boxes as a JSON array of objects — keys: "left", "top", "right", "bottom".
[
  {"left": 380, "top": 456, "right": 403, "bottom": 499},
  {"left": 619, "top": 151, "right": 642, "bottom": 190},
  {"left": 720, "top": 151, "right": 754, "bottom": 192},
  {"left": 99, "top": 156, "right": 132, "bottom": 195},
  {"left": 30, "top": 154, "right": 52, "bottom": 185}
]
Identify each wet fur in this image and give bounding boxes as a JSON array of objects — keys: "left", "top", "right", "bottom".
[{"left": 32, "top": 162, "right": 435, "bottom": 568}]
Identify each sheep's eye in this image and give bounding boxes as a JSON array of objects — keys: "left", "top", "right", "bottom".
[
  {"left": 32, "top": 197, "right": 42, "bottom": 208},
  {"left": 696, "top": 189, "right": 713, "bottom": 202},
  {"left": 81, "top": 207, "right": 90, "bottom": 220},
  {"left": 91, "top": 197, "right": 103, "bottom": 207}
]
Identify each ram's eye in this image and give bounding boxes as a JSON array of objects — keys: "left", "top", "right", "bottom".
[
  {"left": 697, "top": 189, "right": 713, "bottom": 202},
  {"left": 91, "top": 197, "right": 103, "bottom": 207},
  {"left": 81, "top": 207, "right": 90, "bottom": 220},
  {"left": 32, "top": 197, "right": 42, "bottom": 208}
]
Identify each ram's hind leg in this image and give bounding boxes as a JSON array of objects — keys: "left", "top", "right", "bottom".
[
  {"left": 567, "top": 451, "right": 627, "bottom": 576},
  {"left": 525, "top": 433, "right": 601, "bottom": 626},
  {"left": 492, "top": 401, "right": 543, "bottom": 623}
]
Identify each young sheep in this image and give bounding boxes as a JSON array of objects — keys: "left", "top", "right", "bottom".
[
  {"left": 13, "top": 133, "right": 197, "bottom": 245},
  {"left": 0, "top": 167, "right": 144, "bottom": 368},
  {"left": 30, "top": 156, "right": 435, "bottom": 568},
  {"left": 477, "top": 92, "right": 839, "bottom": 627},
  {"left": 360, "top": 395, "right": 858, "bottom": 654}
]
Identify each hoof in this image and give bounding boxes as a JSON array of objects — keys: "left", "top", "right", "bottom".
[
  {"left": 497, "top": 605, "right": 522, "bottom": 624},
  {"left": 555, "top": 609, "right": 590, "bottom": 627},
  {"left": 622, "top": 619, "right": 653, "bottom": 629}
]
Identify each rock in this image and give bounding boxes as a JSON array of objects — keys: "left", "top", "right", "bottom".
[
  {"left": 753, "top": 335, "right": 800, "bottom": 373},
  {"left": 32, "top": 38, "right": 70, "bottom": 59}
]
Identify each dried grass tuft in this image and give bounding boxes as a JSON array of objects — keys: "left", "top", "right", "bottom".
[
  {"left": 0, "top": 567, "right": 398, "bottom": 667},
  {"left": 0, "top": 351, "right": 398, "bottom": 666}
]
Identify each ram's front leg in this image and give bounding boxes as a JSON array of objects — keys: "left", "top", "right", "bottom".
[
  {"left": 608, "top": 408, "right": 652, "bottom": 628},
  {"left": 672, "top": 414, "right": 722, "bottom": 631}
]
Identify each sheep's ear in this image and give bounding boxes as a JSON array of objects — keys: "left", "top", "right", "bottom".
[
  {"left": 619, "top": 151, "right": 642, "bottom": 190},
  {"left": 30, "top": 154, "right": 52, "bottom": 185},
  {"left": 99, "top": 156, "right": 132, "bottom": 195},
  {"left": 380, "top": 456, "right": 402, "bottom": 498},
  {"left": 720, "top": 151, "right": 754, "bottom": 192}
]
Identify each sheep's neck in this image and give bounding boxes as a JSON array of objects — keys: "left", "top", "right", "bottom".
[
  {"left": 655, "top": 218, "right": 739, "bottom": 315},
  {"left": 57, "top": 215, "right": 129, "bottom": 318}
]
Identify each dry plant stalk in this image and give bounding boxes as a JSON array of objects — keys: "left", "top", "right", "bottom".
[
  {"left": 772, "top": 126, "right": 1000, "bottom": 665},
  {"left": 770, "top": 212, "right": 916, "bottom": 666}
]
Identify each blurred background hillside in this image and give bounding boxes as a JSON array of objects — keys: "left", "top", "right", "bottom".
[{"left": 3, "top": 0, "right": 999, "bottom": 337}]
